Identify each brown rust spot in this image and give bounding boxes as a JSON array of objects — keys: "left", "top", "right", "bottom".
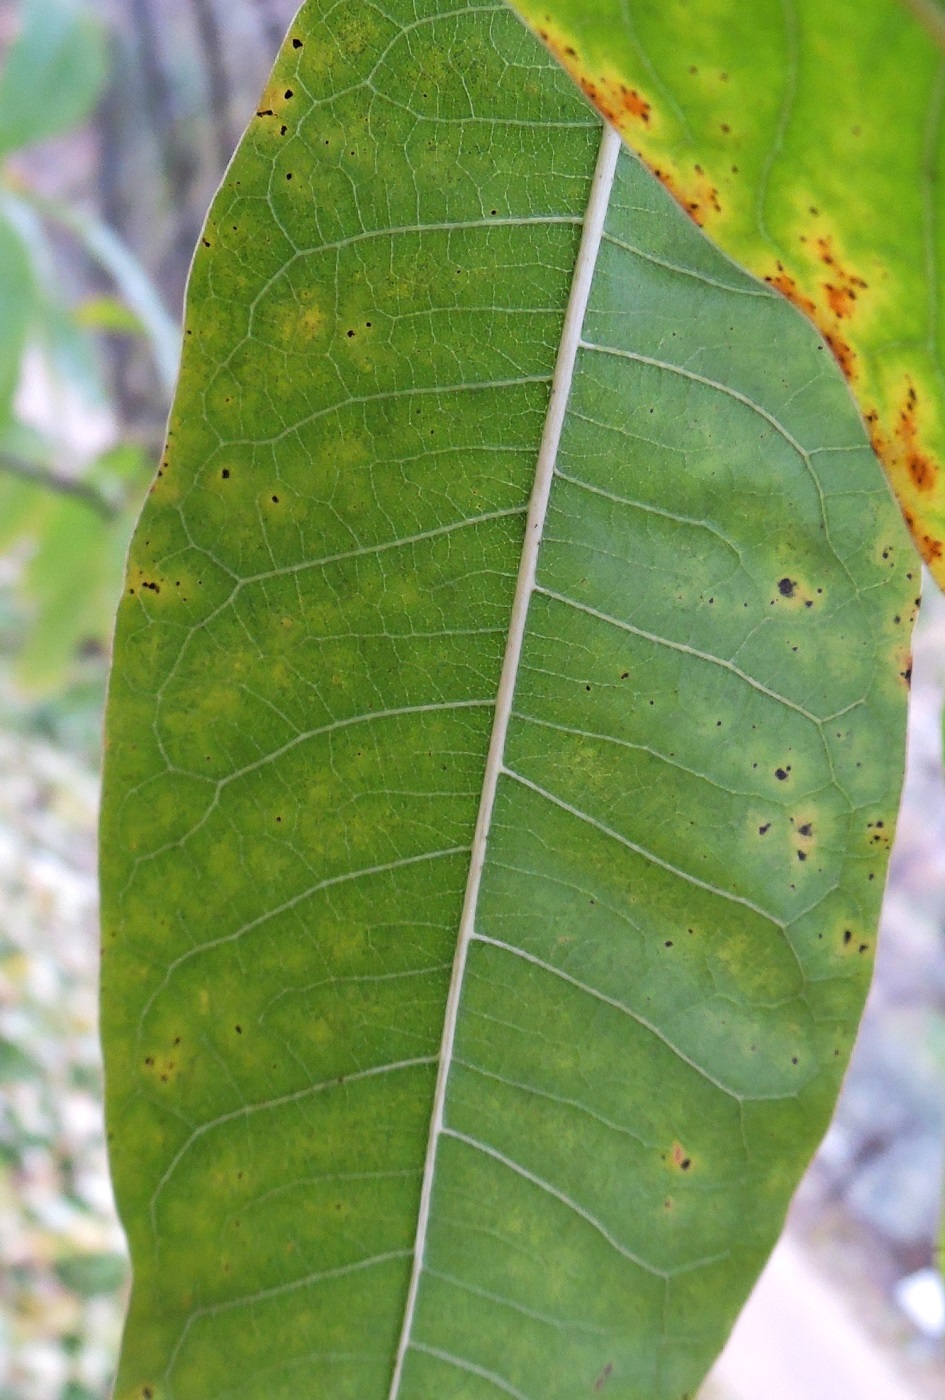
[
  {"left": 816, "top": 236, "right": 867, "bottom": 321},
  {"left": 893, "top": 382, "right": 938, "bottom": 494},
  {"left": 651, "top": 163, "right": 721, "bottom": 227},
  {"left": 532, "top": 17, "right": 736, "bottom": 236},
  {"left": 763, "top": 257, "right": 858, "bottom": 383},
  {"left": 761, "top": 230, "right": 868, "bottom": 384},
  {"left": 531, "top": 23, "right": 654, "bottom": 133},
  {"left": 867, "top": 383, "right": 944, "bottom": 564},
  {"left": 763, "top": 265, "right": 817, "bottom": 320},
  {"left": 575, "top": 68, "right": 653, "bottom": 130},
  {"left": 670, "top": 1141, "right": 693, "bottom": 1171},
  {"left": 823, "top": 330, "right": 857, "bottom": 382}
]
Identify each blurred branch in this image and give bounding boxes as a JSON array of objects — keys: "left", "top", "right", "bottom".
[
  {"left": 0, "top": 452, "right": 118, "bottom": 520},
  {"left": 250, "top": 0, "right": 291, "bottom": 54},
  {"left": 189, "top": 0, "right": 233, "bottom": 171},
  {"left": 127, "top": 0, "right": 196, "bottom": 199}
]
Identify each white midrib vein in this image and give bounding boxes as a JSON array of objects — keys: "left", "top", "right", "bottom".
[{"left": 387, "top": 123, "right": 622, "bottom": 1400}]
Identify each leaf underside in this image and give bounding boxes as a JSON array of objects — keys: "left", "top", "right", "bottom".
[
  {"left": 100, "top": 3, "right": 913, "bottom": 1398},
  {"left": 510, "top": 0, "right": 945, "bottom": 587}
]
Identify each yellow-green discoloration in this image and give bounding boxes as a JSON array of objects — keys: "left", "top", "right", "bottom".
[
  {"left": 513, "top": 0, "right": 945, "bottom": 580},
  {"left": 101, "top": 3, "right": 914, "bottom": 1397}
]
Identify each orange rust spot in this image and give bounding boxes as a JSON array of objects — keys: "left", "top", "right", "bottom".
[
  {"left": 763, "top": 256, "right": 858, "bottom": 383},
  {"left": 530, "top": 18, "right": 735, "bottom": 233},
  {"left": 896, "top": 383, "right": 938, "bottom": 494},
  {"left": 651, "top": 164, "right": 721, "bottom": 227},
  {"left": 574, "top": 69, "right": 652, "bottom": 129},
  {"left": 764, "top": 266, "right": 816, "bottom": 320},
  {"left": 871, "top": 393, "right": 944, "bottom": 566},
  {"left": 620, "top": 85, "right": 652, "bottom": 124},
  {"left": 823, "top": 330, "right": 857, "bottom": 382},
  {"left": 671, "top": 1141, "right": 693, "bottom": 1170},
  {"left": 532, "top": 24, "right": 653, "bottom": 132},
  {"left": 869, "top": 381, "right": 941, "bottom": 536},
  {"left": 815, "top": 236, "right": 867, "bottom": 322}
]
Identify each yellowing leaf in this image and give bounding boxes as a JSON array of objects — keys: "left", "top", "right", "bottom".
[{"left": 509, "top": 0, "right": 945, "bottom": 583}]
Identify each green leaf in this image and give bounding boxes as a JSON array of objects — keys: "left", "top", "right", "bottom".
[
  {"left": 506, "top": 0, "right": 945, "bottom": 595},
  {"left": 37, "top": 201, "right": 181, "bottom": 395},
  {"left": 0, "top": 0, "right": 108, "bottom": 157},
  {"left": 74, "top": 295, "right": 144, "bottom": 335},
  {"left": 100, "top": 3, "right": 914, "bottom": 1397},
  {"left": 0, "top": 1035, "right": 40, "bottom": 1082},
  {"left": 0, "top": 209, "right": 34, "bottom": 422},
  {"left": 16, "top": 489, "right": 135, "bottom": 690},
  {"left": 54, "top": 1251, "right": 129, "bottom": 1298},
  {"left": 0, "top": 187, "right": 110, "bottom": 410}
]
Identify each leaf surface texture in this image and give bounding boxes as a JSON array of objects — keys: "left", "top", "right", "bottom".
[{"left": 100, "top": 3, "right": 913, "bottom": 1397}]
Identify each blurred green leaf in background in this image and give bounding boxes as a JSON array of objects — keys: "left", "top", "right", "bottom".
[
  {"left": 0, "top": 6, "right": 178, "bottom": 1396},
  {"left": 0, "top": 0, "right": 178, "bottom": 706}
]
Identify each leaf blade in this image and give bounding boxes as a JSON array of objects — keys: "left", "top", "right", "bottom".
[{"left": 100, "top": 3, "right": 914, "bottom": 1397}]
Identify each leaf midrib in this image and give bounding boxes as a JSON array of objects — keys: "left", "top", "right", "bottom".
[{"left": 386, "top": 119, "right": 622, "bottom": 1399}]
